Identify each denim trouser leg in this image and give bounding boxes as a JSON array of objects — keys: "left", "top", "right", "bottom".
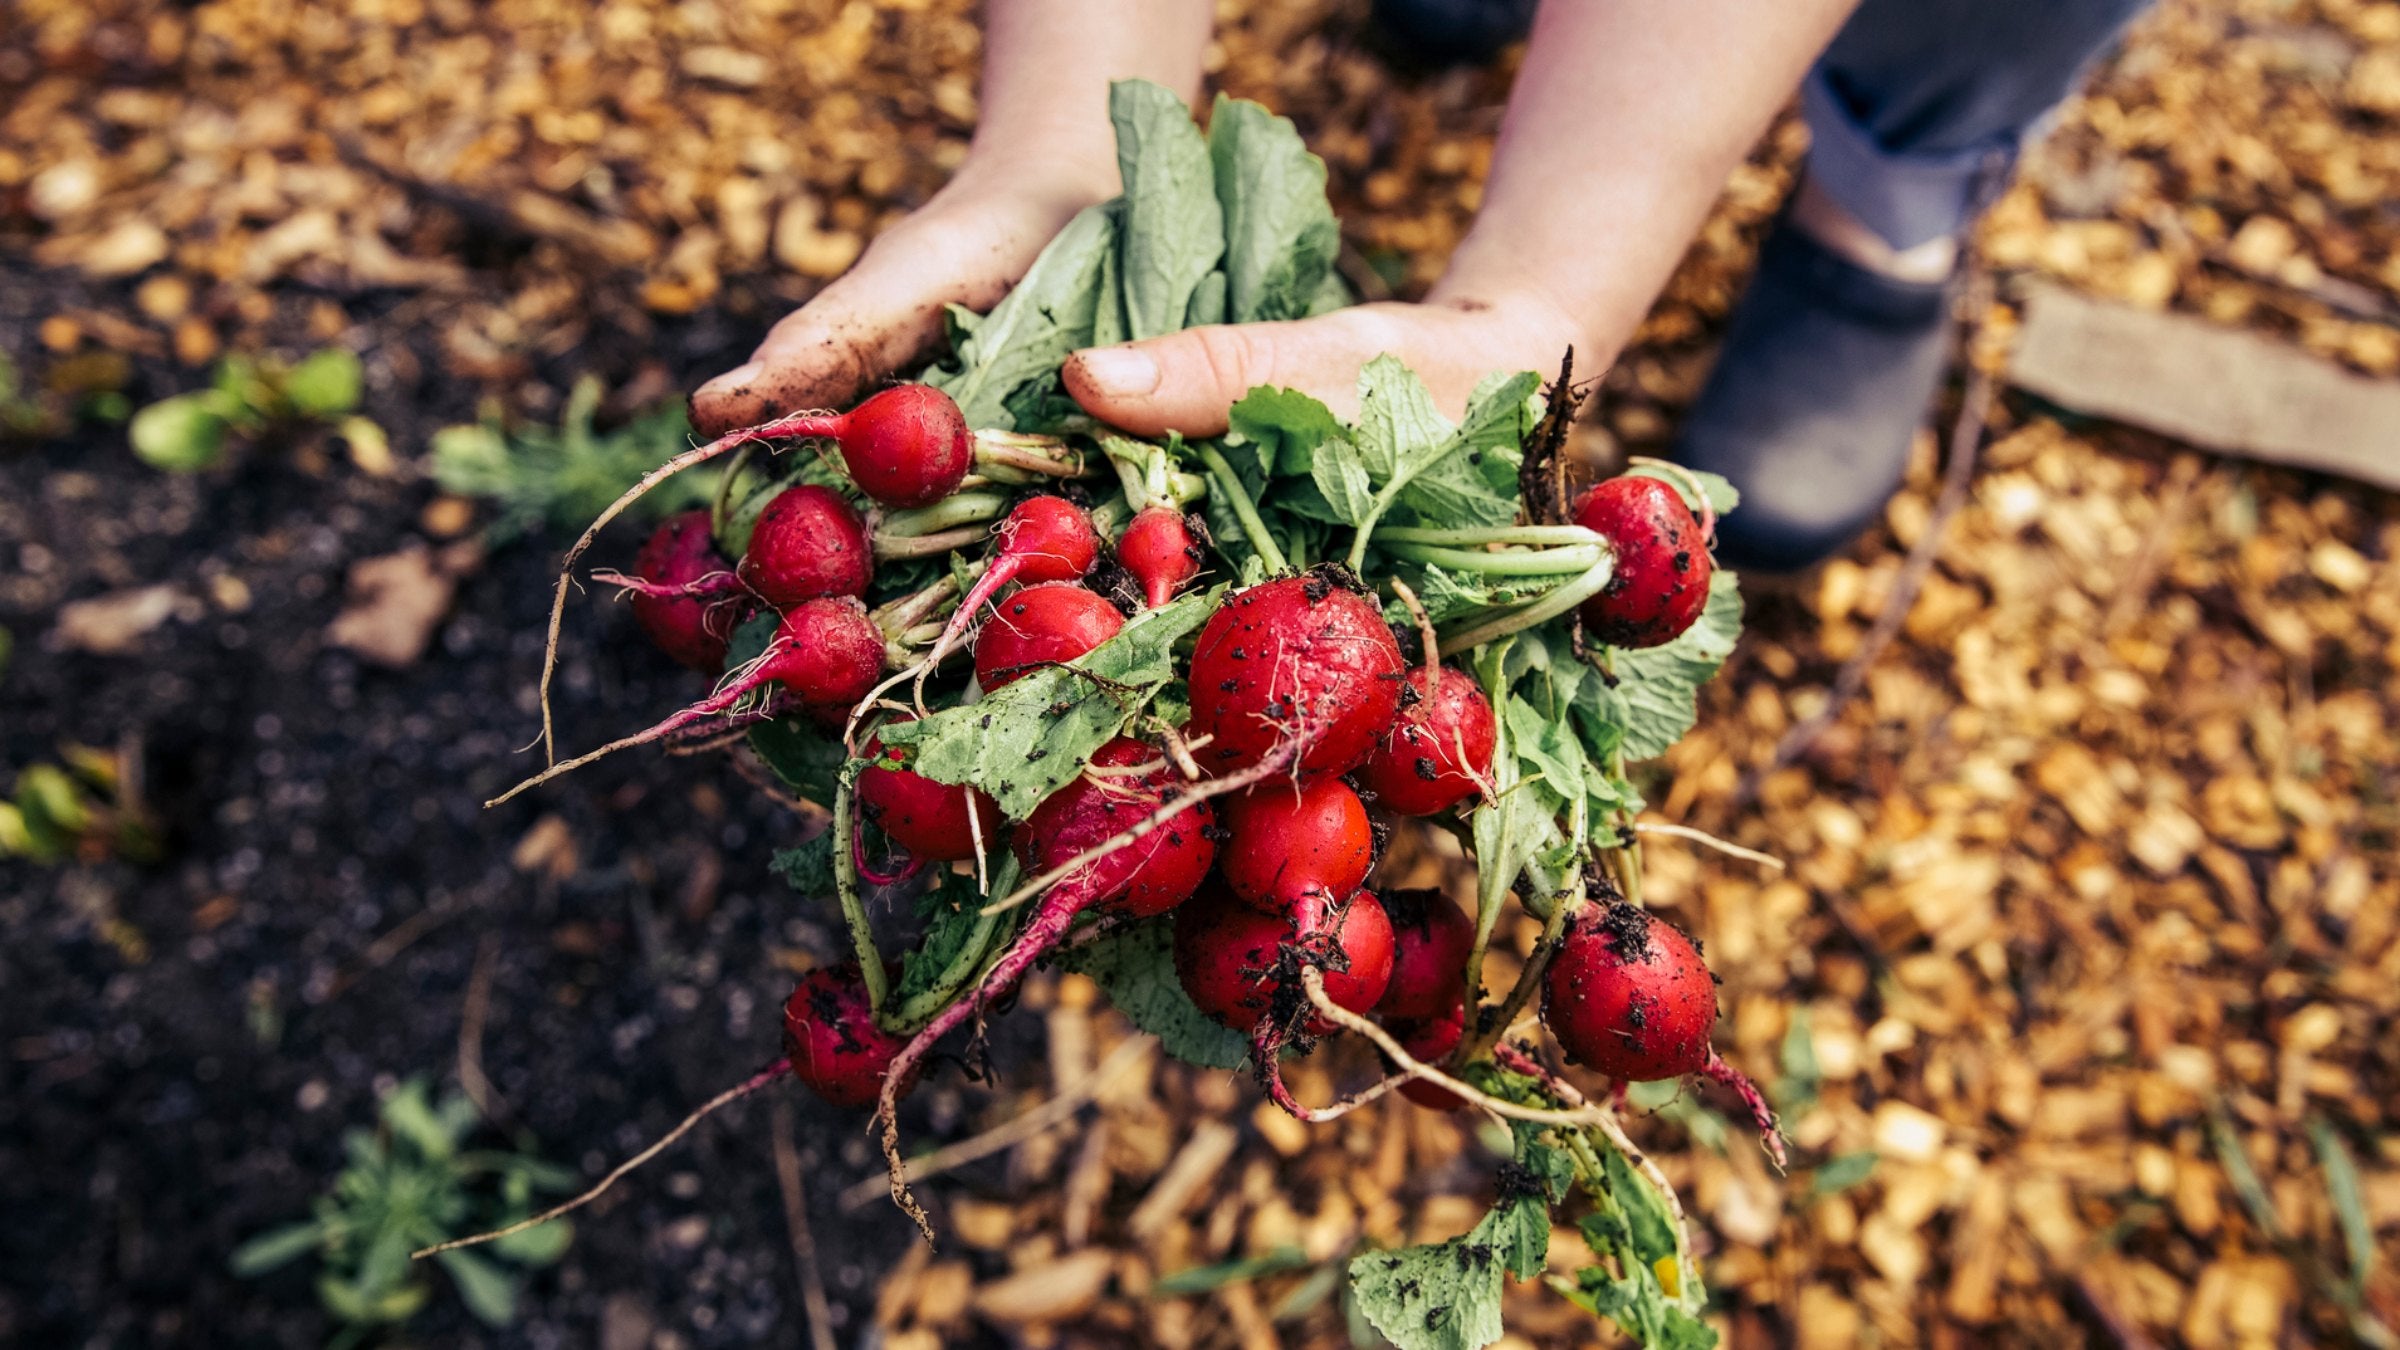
[{"left": 1803, "top": 0, "right": 2156, "bottom": 249}]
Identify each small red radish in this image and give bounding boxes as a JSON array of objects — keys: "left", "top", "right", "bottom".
[
  {"left": 878, "top": 736, "right": 1215, "bottom": 1127},
  {"left": 1015, "top": 738, "right": 1218, "bottom": 919},
  {"left": 917, "top": 494, "right": 1100, "bottom": 671},
  {"left": 782, "top": 965, "right": 909, "bottom": 1109},
  {"left": 972, "top": 582, "right": 1125, "bottom": 690},
  {"left": 492, "top": 595, "right": 885, "bottom": 805},
  {"left": 1572, "top": 476, "right": 1713, "bottom": 649},
  {"left": 858, "top": 720, "right": 1000, "bottom": 864},
  {"left": 1357, "top": 665, "right": 1496, "bottom": 816},
  {"left": 1541, "top": 902, "right": 1715, "bottom": 1080},
  {"left": 537, "top": 389, "right": 961, "bottom": 759},
  {"left": 822, "top": 383, "right": 973, "bottom": 509},
  {"left": 1187, "top": 570, "right": 1405, "bottom": 778},
  {"left": 738, "top": 483, "right": 874, "bottom": 609},
  {"left": 1373, "top": 888, "right": 1476, "bottom": 1021},
  {"left": 1218, "top": 777, "right": 1372, "bottom": 910},
  {"left": 1541, "top": 900, "right": 1785, "bottom": 1161},
  {"left": 1116, "top": 507, "right": 1204, "bottom": 609},
  {"left": 627, "top": 509, "right": 746, "bottom": 673},
  {"left": 1388, "top": 999, "right": 1466, "bottom": 1111},
  {"left": 1175, "top": 884, "right": 1395, "bottom": 1038}
]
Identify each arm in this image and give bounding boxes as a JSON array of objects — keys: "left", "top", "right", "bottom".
[
  {"left": 692, "top": 0, "right": 1212, "bottom": 436},
  {"left": 1430, "top": 0, "right": 1861, "bottom": 348},
  {"left": 1063, "top": 0, "right": 1861, "bottom": 435}
]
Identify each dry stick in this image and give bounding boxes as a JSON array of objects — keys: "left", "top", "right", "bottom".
[
  {"left": 456, "top": 933, "right": 504, "bottom": 1125},
  {"left": 1630, "top": 820, "right": 1786, "bottom": 871},
  {"left": 1732, "top": 300, "right": 1996, "bottom": 814},
  {"left": 535, "top": 410, "right": 828, "bottom": 762},
  {"left": 769, "top": 1098, "right": 840, "bottom": 1350},
  {"left": 837, "top": 1034, "right": 1154, "bottom": 1210},
  {"left": 414, "top": 1058, "right": 790, "bottom": 1259}
]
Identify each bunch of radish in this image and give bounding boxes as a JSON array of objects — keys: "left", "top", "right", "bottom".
[
  {"left": 450, "top": 81, "right": 1772, "bottom": 1350},
  {"left": 498, "top": 363, "right": 1768, "bottom": 1179}
]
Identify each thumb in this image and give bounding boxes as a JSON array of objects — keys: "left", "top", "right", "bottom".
[{"left": 1061, "top": 308, "right": 1406, "bottom": 439}]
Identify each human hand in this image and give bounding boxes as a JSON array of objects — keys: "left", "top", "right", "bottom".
[
  {"left": 1060, "top": 291, "right": 1598, "bottom": 437},
  {"left": 689, "top": 157, "right": 1109, "bottom": 438}
]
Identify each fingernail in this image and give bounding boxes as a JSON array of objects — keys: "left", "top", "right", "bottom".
[
  {"left": 1074, "top": 347, "right": 1158, "bottom": 398},
  {"left": 700, "top": 361, "right": 763, "bottom": 395}
]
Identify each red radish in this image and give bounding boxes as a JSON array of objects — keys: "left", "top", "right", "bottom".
[
  {"left": 1175, "top": 884, "right": 1395, "bottom": 1038},
  {"left": 1218, "top": 777, "right": 1372, "bottom": 910},
  {"left": 1388, "top": 999, "right": 1467, "bottom": 1111},
  {"left": 917, "top": 494, "right": 1100, "bottom": 671},
  {"left": 877, "top": 737, "right": 1216, "bottom": 1160},
  {"left": 1186, "top": 570, "right": 1405, "bottom": 778},
  {"left": 1357, "top": 665, "right": 1496, "bottom": 816},
  {"left": 1541, "top": 902, "right": 1715, "bottom": 1080},
  {"left": 535, "top": 388, "right": 956, "bottom": 760},
  {"left": 822, "top": 383, "right": 973, "bottom": 509},
  {"left": 1572, "top": 476, "right": 1713, "bottom": 649},
  {"left": 972, "top": 582, "right": 1125, "bottom": 690},
  {"left": 858, "top": 720, "right": 1000, "bottom": 864},
  {"left": 627, "top": 509, "right": 745, "bottom": 673},
  {"left": 782, "top": 966, "right": 909, "bottom": 1109},
  {"left": 491, "top": 595, "right": 885, "bottom": 806},
  {"left": 1374, "top": 888, "right": 1476, "bottom": 1021},
  {"left": 1014, "top": 738, "right": 1218, "bottom": 918},
  {"left": 1541, "top": 900, "right": 1785, "bottom": 1161},
  {"left": 1116, "top": 507, "right": 1203, "bottom": 609},
  {"left": 739, "top": 484, "right": 874, "bottom": 609}
]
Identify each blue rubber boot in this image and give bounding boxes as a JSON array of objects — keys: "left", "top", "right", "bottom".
[{"left": 1673, "top": 222, "right": 1957, "bottom": 574}]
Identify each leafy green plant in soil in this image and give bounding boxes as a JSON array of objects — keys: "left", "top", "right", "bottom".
[{"left": 231, "top": 1080, "right": 573, "bottom": 1346}]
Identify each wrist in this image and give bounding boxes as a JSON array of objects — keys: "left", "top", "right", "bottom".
[
  {"left": 948, "top": 121, "right": 1120, "bottom": 217},
  {"left": 1424, "top": 265, "right": 1624, "bottom": 377}
]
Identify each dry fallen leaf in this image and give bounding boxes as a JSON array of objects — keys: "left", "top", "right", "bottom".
[
  {"left": 324, "top": 540, "right": 481, "bottom": 667},
  {"left": 51, "top": 584, "right": 184, "bottom": 655}
]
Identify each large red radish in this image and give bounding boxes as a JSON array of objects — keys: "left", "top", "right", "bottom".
[{"left": 1186, "top": 571, "right": 1404, "bottom": 778}]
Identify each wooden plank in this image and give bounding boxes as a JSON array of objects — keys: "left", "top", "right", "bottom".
[{"left": 2007, "top": 282, "right": 2400, "bottom": 492}]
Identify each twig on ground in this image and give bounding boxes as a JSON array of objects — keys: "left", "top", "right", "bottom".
[
  {"left": 456, "top": 933, "right": 505, "bottom": 1124},
  {"left": 770, "top": 1098, "right": 840, "bottom": 1350}
]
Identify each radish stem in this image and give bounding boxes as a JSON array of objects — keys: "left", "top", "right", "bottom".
[
  {"left": 831, "top": 770, "right": 891, "bottom": 1013},
  {"left": 1195, "top": 443, "right": 1288, "bottom": 575},
  {"left": 1438, "top": 557, "right": 1616, "bottom": 656},
  {"left": 1377, "top": 524, "right": 1606, "bottom": 548},
  {"left": 1381, "top": 541, "right": 1608, "bottom": 575}
]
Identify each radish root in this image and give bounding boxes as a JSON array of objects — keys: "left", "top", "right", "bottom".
[
  {"left": 493, "top": 640, "right": 790, "bottom": 806},
  {"left": 413, "top": 1057, "right": 790, "bottom": 1259},
  {"left": 537, "top": 409, "right": 834, "bottom": 763},
  {"left": 1702, "top": 1048, "right": 1787, "bottom": 1168}
]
